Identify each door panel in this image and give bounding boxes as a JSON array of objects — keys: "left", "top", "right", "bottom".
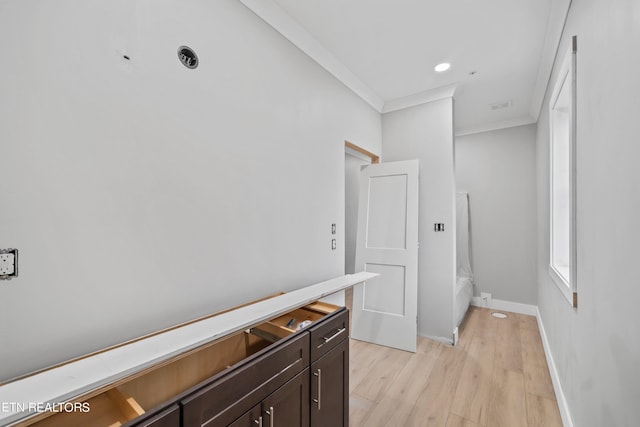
[
  {"left": 262, "top": 369, "right": 309, "bottom": 427},
  {"left": 366, "top": 174, "right": 408, "bottom": 249},
  {"left": 362, "top": 263, "right": 406, "bottom": 315},
  {"left": 310, "top": 339, "right": 348, "bottom": 427},
  {"left": 229, "top": 404, "right": 262, "bottom": 427},
  {"left": 352, "top": 160, "right": 419, "bottom": 352}
]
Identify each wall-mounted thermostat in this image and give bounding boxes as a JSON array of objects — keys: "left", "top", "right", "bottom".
[{"left": 0, "top": 248, "right": 18, "bottom": 280}]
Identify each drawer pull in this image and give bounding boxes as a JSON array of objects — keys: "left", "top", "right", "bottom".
[
  {"left": 313, "top": 369, "right": 322, "bottom": 410},
  {"left": 254, "top": 416, "right": 263, "bottom": 426},
  {"left": 265, "top": 406, "right": 274, "bottom": 427},
  {"left": 318, "top": 327, "right": 346, "bottom": 348}
]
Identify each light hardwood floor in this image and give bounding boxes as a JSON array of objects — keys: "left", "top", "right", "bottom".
[{"left": 348, "top": 306, "right": 563, "bottom": 427}]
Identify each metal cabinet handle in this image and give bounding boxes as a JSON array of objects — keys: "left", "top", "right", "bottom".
[
  {"left": 312, "top": 369, "right": 322, "bottom": 410},
  {"left": 265, "top": 407, "right": 274, "bottom": 427},
  {"left": 318, "top": 327, "right": 346, "bottom": 348},
  {"left": 254, "top": 416, "right": 263, "bottom": 426}
]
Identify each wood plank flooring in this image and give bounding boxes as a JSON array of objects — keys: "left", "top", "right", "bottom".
[{"left": 348, "top": 306, "right": 563, "bottom": 427}]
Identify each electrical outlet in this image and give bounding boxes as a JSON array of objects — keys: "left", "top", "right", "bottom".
[
  {"left": 434, "top": 223, "right": 445, "bottom": 232},
  {"left": 0, "top": 254, "right": 14, "bottom": 275},
  {"left": 331, "top": 239, "right": 337, "bottom": 250},
  {"left": 0, "top": 249, "right": 18, "bottom": 280},
  {"left": 331, "top": 223, "right": 336, "bottom": 235}
]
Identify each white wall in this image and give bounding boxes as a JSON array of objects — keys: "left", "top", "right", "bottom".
[
  {"left": 536, "top": 0, "right": 640, "bottom": 425},
  {"left": 455, "top": 124, "right": 537, "bottom": 304},
  {"left": 382, "top": 98, "right": 456, "bottom": 342},
  {"left": 0, "top": 0, "right": 381, "bottom": 381}
]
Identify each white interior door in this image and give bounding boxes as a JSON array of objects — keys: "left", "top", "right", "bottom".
[{"left": 351, "top": 159, "right": 419, "bottom": 352}]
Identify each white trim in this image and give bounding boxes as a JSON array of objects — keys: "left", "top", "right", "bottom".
[
  {"left": 529, "top": 0, "right": 572, "bottom": 120},
  {"left": 548, "top": 37, "right": 577, "bottom": 308},
  {"left": 470, "top": 297, "right": 537, "bottom": 316},
  {"left": 382, "top": 84, "right": 457, "bottom": 114},
  {"left": 417, "top": 332, "right": 454, "bottom": 346},
  {"left": 548, "top": 264, "right": 574, "bottom": 306},
  {"left": 536, "top": 307, "right": 575, "bottom": 427},
  {"left": 455, "top": 115, "right": 537, "bottom": 137},
  {"left": 238, "top": 0, "right": 384, "bottom": 112},
  {"left": 345, "top": 146, "right": 373, "bottom": 163}
]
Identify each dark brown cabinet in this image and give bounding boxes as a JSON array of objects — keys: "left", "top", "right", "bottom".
[
  {"left": 128, "top": 405, "right": 181, "bottom": 427},
  {"left": 262, "top": 369, "right": 310, "bottom": 427},
  {"left": 225, "top": 369, "right": 310, "bottom": 427},
  {"left": 181, "top": 332, "right": 309, "bottom": 427},
  {"left": 310, "top": 339, "right": 349, "bottom": 427},
  {"left": 182, "top": 308, "right": 349, "bottom": 427},
  {"left": 21, "top": 302, "right": 348, "bottom": 427},
  {"left": 228, "top": 404, "right": 261, "bottom": 427}
]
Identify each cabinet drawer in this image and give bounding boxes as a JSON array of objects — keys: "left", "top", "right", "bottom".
[
  {"left": 181, "top": 332, "right": 309, "bottom": 427},
  {"left": 309, "top": 308, "right": 349, "bottom": 362}
]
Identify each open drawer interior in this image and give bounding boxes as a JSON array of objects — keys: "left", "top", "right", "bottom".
[
  {"left": 249, "top": 301, "right": 340, "bottom": 342},
  {"left": 19, "top": 300, "right": 340, "bottom": 427}
]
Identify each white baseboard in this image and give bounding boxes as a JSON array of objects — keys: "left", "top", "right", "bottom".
[
  {"left": 470, "top": 297, "right": 537, "bottom": 316},
  {"left": 417, "top": 331, "right": 454, "bottom": 346},
  {"left": 536, "top": 307, "right": 574, "bottom": 427}
]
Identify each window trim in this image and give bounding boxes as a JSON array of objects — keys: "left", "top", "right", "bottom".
[{"left": 549, "top": 36, "right": 578, "bottom": 308}]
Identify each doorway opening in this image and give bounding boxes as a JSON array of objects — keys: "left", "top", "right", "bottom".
[{"left": 344, "top": 141, "right": 379, "bottom": 321}]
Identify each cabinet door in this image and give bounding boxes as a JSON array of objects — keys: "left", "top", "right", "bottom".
[
  {"left": 262, "top": 369, "right": 310, "bottom": 427},
  {"left": 127, "top": 405, "right": 180, "bottom": 427},
  {"left": 229, "top": 404, "right": 262, "bottom": 427},
  {"left": 310, "top": 338, "right": 349, "bottom": 427}
]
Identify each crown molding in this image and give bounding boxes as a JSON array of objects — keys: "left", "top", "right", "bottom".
[
  {"left": 239, "top": 0, "right": 385, "bottom": 112},
  {"left": 382, "top": 84, "right": 458, "bottom": 114}
]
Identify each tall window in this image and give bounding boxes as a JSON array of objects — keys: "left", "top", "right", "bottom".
[{"left": 549, "top": 36, "right": 577, "bottom": 307}]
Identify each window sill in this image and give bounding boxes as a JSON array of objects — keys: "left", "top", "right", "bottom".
[{"left": 548, "top": 264, "right": 577, "bottom": 307}]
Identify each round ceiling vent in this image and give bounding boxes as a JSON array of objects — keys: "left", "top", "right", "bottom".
[{"left": 491, "top": 312, "right": 508, "bottom": 319}]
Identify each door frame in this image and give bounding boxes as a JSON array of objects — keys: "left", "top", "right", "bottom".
[
  {"left": 344, "top": 141, "right": 379, "bottom": 313},
  {"left": 345, "top": 140, "right": 379, "bottom": 164}
]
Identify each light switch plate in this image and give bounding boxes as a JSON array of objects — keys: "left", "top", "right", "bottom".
[{"left": 0, "top": 249, "right": 18, "bottom": 279}]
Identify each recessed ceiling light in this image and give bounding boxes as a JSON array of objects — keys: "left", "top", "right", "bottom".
[{"left": 434, "top": 63, "right": 451, "bottom": 72}]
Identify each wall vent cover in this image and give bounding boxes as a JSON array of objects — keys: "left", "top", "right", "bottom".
[{"left": 489, "top": 100, "right": 512, "bottom": 110}]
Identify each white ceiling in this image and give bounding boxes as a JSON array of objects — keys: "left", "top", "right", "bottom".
[{"left": 240, "top": 0, "right": 570, "bottom": 135}]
